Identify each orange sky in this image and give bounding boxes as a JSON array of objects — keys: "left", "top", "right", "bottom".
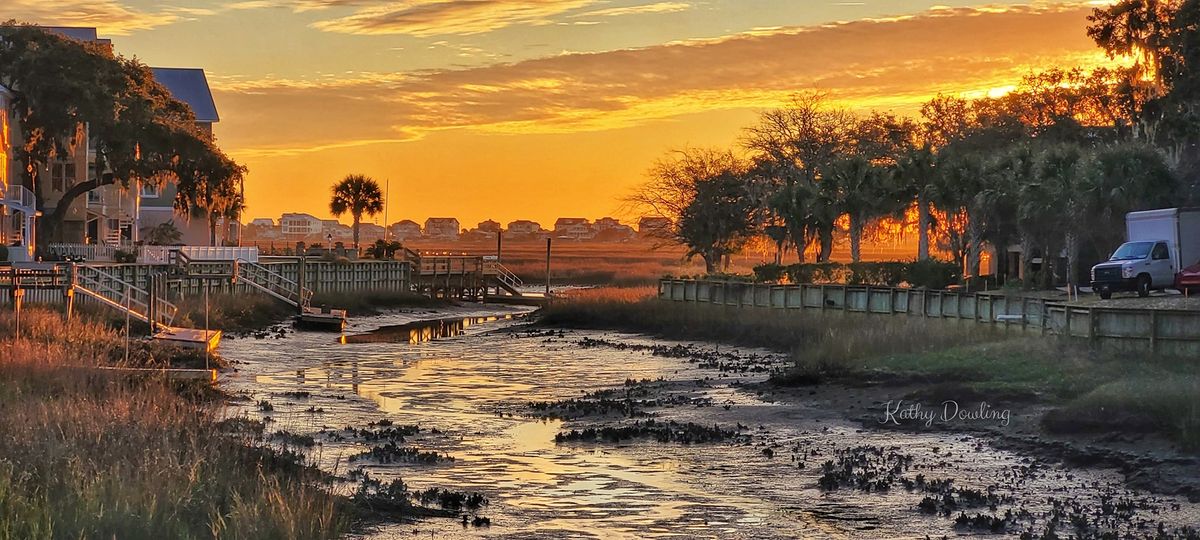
[{"left": 9, "top": 1, "right": 1120, "bottom": 229}]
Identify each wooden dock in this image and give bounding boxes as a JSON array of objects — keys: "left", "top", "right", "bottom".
[
  {"left": 296, "top": 305, "right": 347, "bottom": 331},
  {"left": 153, "top": 327, "right": 222, "bottom": 352}
]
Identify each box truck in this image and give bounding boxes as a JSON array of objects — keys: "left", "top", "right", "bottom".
[{"left": 1090, "top": 208, "right": 1200, "bottom": 299}]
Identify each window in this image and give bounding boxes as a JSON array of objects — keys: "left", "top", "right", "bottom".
[
  {"left": 1153, "top": 243, "right": 1170, "bottom": 260},
  {"left": 50, "top": 161, "right": 76, "bottom": 192},
  {"left": 140, "top": 184, "right": 161, "bottom": 199},
  {"left": 86, "top": 190, "right": 102, "bottom": 204}
]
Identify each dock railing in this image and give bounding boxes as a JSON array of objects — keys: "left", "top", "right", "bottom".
[{"left": 658, "top": 279, "right": 1200, "bottom": 356}]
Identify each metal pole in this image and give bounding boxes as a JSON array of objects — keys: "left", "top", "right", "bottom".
[
  {"left": 204, "top": 285, "right": 210, "bottom": 371},
  {"left": 545, "top": 237, "right": 552, "bottom": 297},
  {"left": 12, "top": 272, "right": 22, "bottom": 343}
]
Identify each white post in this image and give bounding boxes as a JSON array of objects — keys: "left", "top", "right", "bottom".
[{"left": 124, "top": 287, "right": 131, "bottom": 364}]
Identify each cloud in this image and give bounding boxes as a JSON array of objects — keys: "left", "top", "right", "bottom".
[
  {"left": 573, "top": 2, "right": 691, "bottom": 18},
  {"left": 214, "top": 3, "right": 1110, "bottom": 154},
  {"left": 308, "top": 0, "right": 600, "bottom": 36},
  {"left": 3, "top": 0, "right": 182, "bottom": 34},
  {"left": 226, "top": 0, "right": 693, "bottom": 36}
]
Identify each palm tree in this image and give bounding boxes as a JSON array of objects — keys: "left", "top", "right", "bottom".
[
  {"left": 896, "top": 147, "right": 938, "bottom": 261},
  {"left": 826, "top": 155, "right": 879, "bottom": 263},
  {"left": 329, "top": 174, "right": 384, "bottom": 249}
]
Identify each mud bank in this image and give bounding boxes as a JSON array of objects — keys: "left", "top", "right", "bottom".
[{"left": 216, "top": 308, "right": 1200, "bottom": 538}]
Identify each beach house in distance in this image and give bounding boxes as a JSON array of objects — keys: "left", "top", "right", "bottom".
[{"left": 0, "top": 27, "right": 231, "bottom": 261}]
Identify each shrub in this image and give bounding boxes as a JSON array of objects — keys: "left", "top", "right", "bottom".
[
  {"left": 752, "top": 260, "right": 961, "bottom": 289},
  {"left": 906, "top": 259, "right": 961, "bottom": 289},
  {"left": 114, "top": 249, "right": 137, "bottom": 263}
]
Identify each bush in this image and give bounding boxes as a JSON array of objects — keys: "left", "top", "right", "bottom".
[
  {"left": 906, "top": 259, "right": 961, "bottom": 289},
  {"left": 752, "top": 260, "right": 961, "bottom": 289},
  {"left": 752, "top": 263, "right": 785, "bottom": 283},
  {"left": 846, "top": 262, "right": 908, "bottom": 286},
  {"left": 366, "top": 240, "right": 403, "bottom": 260},
  {"left": 114, "top": 249, "right": 137, "bottom": 263}
]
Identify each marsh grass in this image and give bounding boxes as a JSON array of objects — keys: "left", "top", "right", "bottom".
[
  {"left": 174, "top": 293, "right": 296, "bottom": 334},
  {"left": 541, "top": 292, "right": 1200, "bottom": 449},
  {"left": 0, "top": 308, "right": 350, "bottom": 539},
  {"left": 540, "top": 288, "right": 997, "bottom": 376}
]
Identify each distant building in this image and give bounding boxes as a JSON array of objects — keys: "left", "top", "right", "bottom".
[
  {"left": 424, "top": 217, "right": 460, "bottom": 240},
  {"left": 554, "top": 218, "right": 595, "bottom": 240},
  {"left": 594, "top": 217, "right": 636, "bottom": 242},
  {"left": 477, "top": 219, "right": 502, "bottom": 233},
  {"left": 281, "top": 213, "right": 323, "bottom": 238},
  {"left": 638, "top": 216, "right": 671, "bottom": 237},
  {"left": 594, "top": 217, "right": 622, "bottom": 231},
  {"left": 321, "top": 219, "right": 353, "bottom": 242},
  {"left": 358, "top": 223, "right": 386, "bottom": 244},
  {"left": 506, "top": 220, "right": 543, "bottom": 238},
  {"left": 244, "top": 218, "right": 280, "bottom": 241},
  {"left": 389, "top": 220, "right": 422, "bottom": 241}
]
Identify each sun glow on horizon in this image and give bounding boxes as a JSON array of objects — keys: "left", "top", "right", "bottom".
[{"left": 3, "top": 1, "right": 1122, "bottom": 227}]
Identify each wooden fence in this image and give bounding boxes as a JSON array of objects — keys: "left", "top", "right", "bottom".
[
  {"left": 102, "top": 259, "right": 412, "bottom": 298},
  {"left": 1, "top": 260, "right": 412, "bottom": 307},
  {"left": 658, "top": 279, "right": 1200, "bottom": 356}
]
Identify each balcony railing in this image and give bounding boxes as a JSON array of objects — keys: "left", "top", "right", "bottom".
[{"left": 3, "top": 184, "right": 36, "bottom": 210}]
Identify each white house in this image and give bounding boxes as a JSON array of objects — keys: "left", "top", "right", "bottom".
[{"left": 281, "top": 213, "right": 322, "bottom": 238}]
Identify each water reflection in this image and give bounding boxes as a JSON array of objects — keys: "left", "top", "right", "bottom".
[
  {"left": 221, "top": 310, "right": 1200, "bottom": 539},
  {"left": 342, "top": 314, "right": 524, "bottom": 344}
]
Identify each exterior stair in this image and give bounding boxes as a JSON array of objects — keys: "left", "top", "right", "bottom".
[{"left": 73, "top": 265, "right": 178, "bottom": 328}]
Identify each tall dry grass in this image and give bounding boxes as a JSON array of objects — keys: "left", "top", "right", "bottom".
[
  {"left": 538, "top": 289, "right": 999, "bottom": 372},
  {"left": 540, "top": 294, "right": 1200, "bottom": 449},
  {"left": 0, "top": 308, "right": 350, "bottom": 539}
]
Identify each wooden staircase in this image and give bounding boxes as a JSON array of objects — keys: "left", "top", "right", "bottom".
[
  {"left": 104, "top": 218, "right": 133, "bottom": 246},
  {"left": 73, "top": 265, "right": 178, "bottom": 329},
  {"left": 233, "top": 259, "right": 313, "bottom": 310},
  {"left": 490, "top": 261, "right": 524, "bottom": 296}
]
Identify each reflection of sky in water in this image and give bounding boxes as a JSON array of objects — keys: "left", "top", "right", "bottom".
[{"left": 221, "top": 306, "right": 1200, "bottom": 539}]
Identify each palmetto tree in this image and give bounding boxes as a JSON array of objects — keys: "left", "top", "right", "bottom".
[
  {"left": 329, "top": 174, "right": 384, "bottom": 249},
  {"left": 895, "top": 147, "right": 938, "bottom": 261},
  {"left": 826, "top": 155, "right": 880, "bottom": 263}
]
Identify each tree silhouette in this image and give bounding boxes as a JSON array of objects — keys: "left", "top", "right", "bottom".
[{"left": 329, "top": 174, "right": 384, "bottom": 249}]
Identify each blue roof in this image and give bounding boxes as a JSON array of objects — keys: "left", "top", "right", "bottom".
[
  {"left": 42, "top": 27, "right": 111, "bottom": 45},
  {"left": 151, "top": 68, "right": 219, "bottom": 123}
]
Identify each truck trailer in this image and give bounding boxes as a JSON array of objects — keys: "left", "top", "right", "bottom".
[{"left": 1090, "top": 208, "right": 1200, "bottom": 299}]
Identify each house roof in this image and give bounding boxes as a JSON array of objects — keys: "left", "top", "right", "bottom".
[
  {"left": 43, "top": 27, "right": 112, "bottom": 45},
  {"left": 151, "top": 68, "right": 219, "bottom": 123}
]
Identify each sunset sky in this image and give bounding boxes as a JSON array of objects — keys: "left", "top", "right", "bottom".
[{"left": 8, "top": 0, "right": 1119, "bottom": 228}]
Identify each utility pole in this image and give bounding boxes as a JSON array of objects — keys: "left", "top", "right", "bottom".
[{"left": 545, "top": 237, "right": 552, "bottom": 297}]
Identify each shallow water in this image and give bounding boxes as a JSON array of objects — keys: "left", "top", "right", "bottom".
[{"left": 220, "top": 306, "right": 1200, "bottom": 539}]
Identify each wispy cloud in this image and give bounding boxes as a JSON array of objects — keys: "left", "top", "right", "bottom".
[
  {"left": 307, "top": 0, "right": 601, "bottom": 36},
  {"left": 215, "top": 3, "right": 1108, "bottom": 154},
  {"left": 573, "top": 2, "right": 691, "bottom": 18},
  {"left": 4, "top": 0, "right": 183, "bottom": 34}
]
